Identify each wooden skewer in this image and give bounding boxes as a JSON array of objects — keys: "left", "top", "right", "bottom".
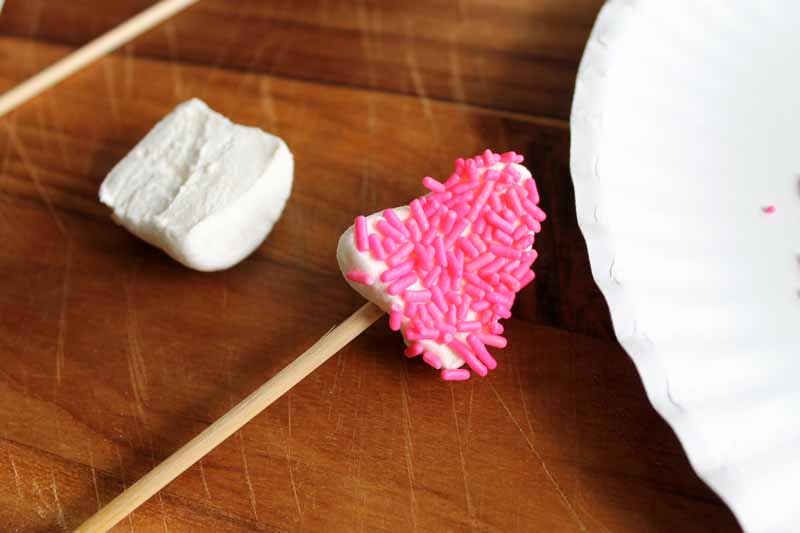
[
  {"left": 76, "top": 302, "right": 383, "bottom": 532},
  {"left": 0, "top": 0, "right": 199, "bottom": 118}
]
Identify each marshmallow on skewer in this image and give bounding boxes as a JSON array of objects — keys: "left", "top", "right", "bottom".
[{"left": 337, "top": 150, "right": 545, "bottom": 380}]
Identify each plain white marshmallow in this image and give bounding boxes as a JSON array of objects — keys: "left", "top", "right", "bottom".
[{"left": 99, "top": 98, "right": 293, "bottom": 271}]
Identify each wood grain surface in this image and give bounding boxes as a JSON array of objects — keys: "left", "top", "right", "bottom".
[{"left": 0, "top": 1, "right": 739, "bottom": 531}]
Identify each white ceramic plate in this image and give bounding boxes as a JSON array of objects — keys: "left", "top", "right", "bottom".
[{"left": 571, "top": 1, "right": 800, "bottom": 530}]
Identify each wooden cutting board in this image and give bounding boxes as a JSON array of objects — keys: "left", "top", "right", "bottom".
[{"left": 0, "top": 1, "right": 737, "bottom": 531}]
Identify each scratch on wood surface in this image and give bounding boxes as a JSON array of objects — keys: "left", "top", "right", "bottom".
[
  {"left": 286, "top": 392, "right": 303, "bottom": 519},
  {"left": 487, "top": 381, "right": 586, "bottom": 531},
  {"left": 102, "top": 59, "right": 121, "bottom": 120},
  {"left": 464, "top": 380, "right": 475, "bottom": 446},
  {"left": 50, "top": 469, "right": 67, "bottom": 529},
  {"left": 237, "top": 430, "right": 260, "bottom": 520},
  {"left": 157, "top": 492, "right": 170, "bottom": 532},
  {"left": 88, "top": 444, "right": 101, "bottom": 510},
  {"left": 198, "top": 459, "right": 212, "bottom": 500},
  {"left": 400, "top": 364, "right": 419, "bottom": 531},
  {"left": 9, "top": 454, "right": 22, "bottom": 499},
  {"left": 449, "top": 385, "right": 475, "bottom": 527},
  {"left": 123, "top": 43, "right": 136, "bottom": 98},
  {"left": 163, "top": 22, "right": 185, "bottom": 99},
  {"left": 404, "top": 26, "right": 438, "bottom": 141},
  {"left": 5, "top": 123, "right": 70, "bottom": 239},
  {"left": 44, "top": 95, "right": 72, "bottom": 169},
  {"left": 115, "top": 444, "right": 136, "bottom": 531},
  {"left": 6, "top": 123, "right": 73, "bottom": 385},
  {"left": 447, "top": 30, "right": 467, "bottom": 103},
  {"left": 124, "top": 274, "right": 149, "bottom": 423}
]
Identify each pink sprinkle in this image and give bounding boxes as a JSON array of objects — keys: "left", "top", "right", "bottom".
[
  {"left": 444, "top": 219, "right": 470, "bottom": 248},
  {"left": 490, "top": 244, "right": 521, "bottom": 260},
  {"left": 464, "top": 284, "right": 485, "bottom": 300},
  {"left": 414, "top": 243, "right": 433, "bottom": 269},
  {"left": 376, "top": 220, "right": 406, "bottom": 242},
  {"left": 441, "top": 211, "right": 457, "bottom": 234},
  {"left": 383, "top": 237, "right": 398, "bottom": 253},
  {"left": 430, "top": 285, "right": 448, "bottom": 312},
  {"left": 383, "top": 208, "right": 409, "bottom": 237},
  {"left": 494, "top": 304, "right": 512, "bottom": 319},
  {"left": 524, "top": 178, "right": 540, "bottom": 204},
  {"left": 423, "top": 352, "right": 442, "bottom": 369},
  {"left": 386, "top": 241, "right": 414, "bottom": 267},
  {"left": 405, "top": 289, "right": 432, "bottom": 303},
  {"left": 500, "top": 273, "right": 521, "bottom": 292},
  {"left": 439, "top": 272, "right": 451, "bottom": 292},
  {"left": 473, "top": 216, "right": 487, "bottom": 235},
  {"left": 479, "top": 257, "right": 507, "bottom": 276},
  {"left": 457, "top": 321, "right": 482, "bottom": 332},
  {"left": 504, "top": 260, "right": 521, "bottom": 273},
  {"left": 522, "top": 199, "right": 547, "bottom": 222},
  {"left": 467, "top": 335, "right": 497, "bottom": 370},
  {"left": 387, "top": 273, "right": 417, "bottom": 295},
  {"left": 418, "top": 306, "right": 433, "bottom": 325},
  {"left": 512, "top": 225, "right": 528, "bottom": 240},
  {"left": 434, "top": 236, "right": 448, "bottom": 267},
  {"left": 389, "top": 309, "right": 403, "bottom": 331},
  {"left": 489, "top": 192, "right": 503, "bottom": 212},
  {"left": 448, "top": 339, "right": 488, "bottom": 376},
  {"left": 452, "top": 202, "right": 471, "bottom": 217},
  {"left": 468, "top": 233, "right": 487, "bottom": 253},
  {"left": 519, "top": 269, "right": 536, "bottom": 289},
  {"left": 506, "top": 187, "right": 525, "bottom": 216},
  {"left": 486, "top": 291, "right": 512, "bottom": 306},
  {"left": 422, "top": 265, "right": 442, "bottom": 288},
  {"left": 447, "top": 305, "right": 458, "bottom": 325},
  {"left": 441, "top": 368, "right": 470, "bottom": 381},
  {"left": 471, "top": 300, "right": 491, "bottom": 312},
  {"left": 445, "top": 291, "right": 462, "bottom": 304},
  {"left": 477, "top": 332, "right": 507, "bottom": 348},
  {"left": 407, "top": 327, "right": 438, "bottom": 341},
  {"left": 406, "top": 218, "right": 422, "bottom": 242},
  {"left": 468, "top": 180, "right": 495, "bottom": 221},
  {"left": 457, "top": 236, "right": 479, "bottom": 258},
  {"left": 764, "top": 205, "right": 776, "bottom": 214},
  {"left": 422, "top": 176, "right": 446, "bottom": 193},
  {"left": 423, "top": 199, "right": 440, "bottom": 217},
  {"left": 514, "top": 234, "right": 534, "bottom": 250},
  {"left": 404, "top": 343, "right": 423, "bottom": 358},
  {"left": 381, "top": 260, "right": 414, "bottom": 282},
  {"left": 452, "top": 180, "right": 480, "bottom": 195},
  {"left": 346, "top": 270, "right": 373, "bottom": 285},
  {"left": 486, "top": 211, "right": 515, "bottom": 234},
  {"left": 426, "top": 302, "right": 444, "bottom": 321},
  {"left": 439, "top": 323, "right": 457, "bottom": 335},
  {"left": 484, "top": 169, "right": 501, "bottom": 181},
  {"left": 368, "top": 234, "right": 387, "bottom": 260},
  {"left": 466, "top": 252, "right": 496, "bottom": 273},
  {"left": 354, "top": 216, "right": 368, "bottom": 252},
  {"left": 458, "top": 296, "right": 471, "bottom": 320},
  {"left": 522, "top": 214, "right": 542, "bottom": 233},
  {"left": 491, "top": 323, "right": 504, "bottom": 335},
  {"left": 410, "top": 199, "right": 429, "bottom": 231},
  {"left": 464, "top": 272, "right": 493, "bottom": 292},
  {"left": 494, "top": 228, "right": 514, "bottom": 246},
  {"left": 500, "top": 151, "right": 517, "bottom": 163}
]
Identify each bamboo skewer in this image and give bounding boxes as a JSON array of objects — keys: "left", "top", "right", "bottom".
[
  {"left": 0, "top": 0, "right": 199, "bottom": 118},
  {"left": 76, "top": 302, "right": 384, "bottom": 532}
]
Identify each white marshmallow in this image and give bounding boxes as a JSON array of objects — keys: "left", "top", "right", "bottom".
[{"left": 100, "top": 98, "right": 293, "bottom": 271}]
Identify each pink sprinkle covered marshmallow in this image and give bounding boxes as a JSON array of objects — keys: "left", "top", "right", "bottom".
[{"left": 337, "top": 150, "right": 544, "bottom": 380}]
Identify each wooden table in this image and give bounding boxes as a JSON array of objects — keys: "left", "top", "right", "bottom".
[{"left": 0, "top": 1, "right": 739, "bottom": 531}]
